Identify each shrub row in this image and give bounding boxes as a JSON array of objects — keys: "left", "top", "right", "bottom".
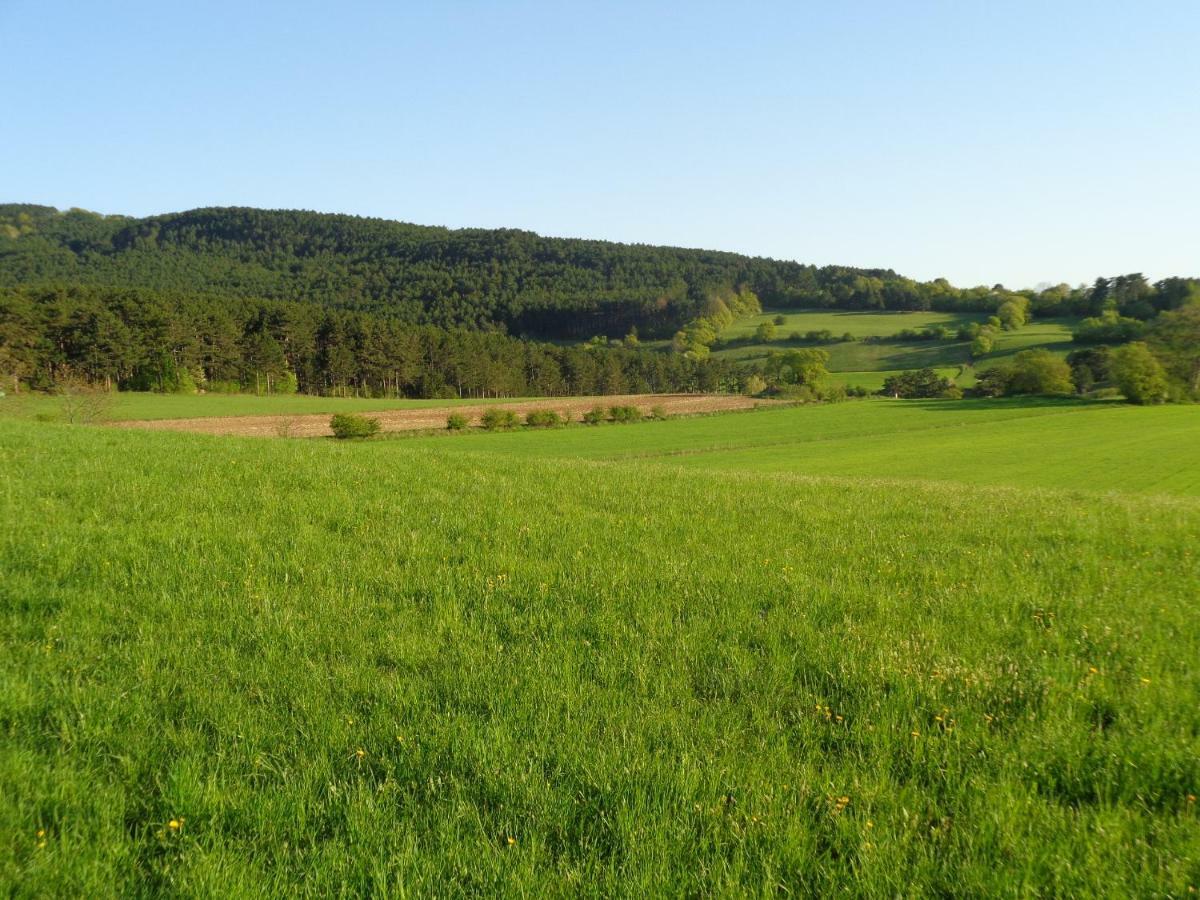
[{"left": 446, "top": 405, "right": 671, "bottom": 431}]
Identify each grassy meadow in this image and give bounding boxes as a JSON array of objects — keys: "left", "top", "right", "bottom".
[
  {"left": 710, "top": 309, "right": 1078, "bottom": 392},
  {"left": 722, "top": 309, "right": 988, "bottom": 340},
  {"left": 2, "top": 401, "right": 1198, "bottom": 895}
]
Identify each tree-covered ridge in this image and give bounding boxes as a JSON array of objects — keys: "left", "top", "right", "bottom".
[
  {"left": 0, "top": 283, "right": 740, "bottom": 399},
  {"left": 0, "top": 204, "right": 877, "bottom": 336},
  {"left": 16, "top": 203, "right": 1194, "bottom": 340}
]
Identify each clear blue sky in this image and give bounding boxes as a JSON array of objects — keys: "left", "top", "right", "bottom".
[{"left": 4, "top": 1, "right": 1198, "bottom": 288}]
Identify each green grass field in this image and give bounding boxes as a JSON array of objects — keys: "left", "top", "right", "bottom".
[
  {"left": 0, "top": 391, "right": 513, "bottom": 422},
  {"left": 711, "top": 311, "right": 1077, "bottom": 389},
  {"left": 723, "top": 308, "right": 988, "bottom": 340},
  {"left": 400, "top": 399, "right": 1200, "bottom": 496},
  {"left": 2, "top": 401, "right": 1198, "bottom": 895}
]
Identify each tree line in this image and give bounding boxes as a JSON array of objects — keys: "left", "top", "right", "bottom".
[{"left": 0, "top": 284, "right": 742, "bottom": 398}]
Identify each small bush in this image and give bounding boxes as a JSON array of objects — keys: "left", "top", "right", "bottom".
[
  {"left": 274, "top": 416, "right": 299, "bottom": 438},
  {"left": 774, "top": 384, "right": 819, "bottom": 402},
  {"left": 56, "top": 378, "right": 117, "bottom": 425},
  {"left": 772, "top": 314, "right": 787, "bottom": 326},
  {"left": 743, "top": 374, "right": 767, "bottom": 397},
  {"left": 480, "top": 408, "right": 519, "bottom": 431},
  {"left": 330, "top": 413, "right": 380, "bottom": 439},
  {"left": 650, "top": 405, "right": 668, "bottom": 420},
  {"left": 755, "top": 322, "right": 777, "bottom": 342},
  {"left": 818, "top": 383, "right": 848, "bottom": 403},
  {"left": 525, "top": 409, "right": 563, "bottom": 428},
  {"left": 581, "top": 405, "right": 607, "bottom": 425},
  {"left": 446, "top": 413, "right": 468, "bottom": 431},
  {"left": 608, "top": 405, "right": 643, "bottom": 423}
]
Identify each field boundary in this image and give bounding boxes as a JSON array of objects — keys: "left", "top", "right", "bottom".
[{"left": 108, "top": 393, "right": 778, "bottom": 438}]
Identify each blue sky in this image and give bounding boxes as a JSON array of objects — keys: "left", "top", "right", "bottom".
[{"left": 3, "top": 1, "right": 1198, "bottom": 287}]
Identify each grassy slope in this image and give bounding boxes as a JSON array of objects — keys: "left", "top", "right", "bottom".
[
  {"left": 722, "top": 309, "right": 988, "bottom": 340},
  {"left": 711, "top": 310, "right": 1077, "bottom": 391},
  {"left": 2, "top": 411, "right": 1198, "bottom": 895},
  {"left": 0, "top": 392, "right": 517, "bottom": 422},
  {"left": 399, "top": 399, "right": 1200, "bottom": 496}
]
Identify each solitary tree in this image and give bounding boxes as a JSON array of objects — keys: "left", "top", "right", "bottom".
[
  {"left": 970, "top": 333, "right": 994, "bottom": 358},
  {"left": 1109, "top": 342, "right": 1169, "bottom": 405},
  {"left": 1005, "top": 350, "right": 1074, "bottom": 395},
  {"left": 996, "top": 297, "right": 1029, "bottom": 330}
]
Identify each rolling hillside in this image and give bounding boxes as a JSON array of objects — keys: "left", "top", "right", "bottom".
[{"left": 706, "top": 309, "right": 1078, "bottom": 391}]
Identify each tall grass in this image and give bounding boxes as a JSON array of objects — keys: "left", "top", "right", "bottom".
[{"left": 1, "top": 418, "right": 1197, "bottom": 895}]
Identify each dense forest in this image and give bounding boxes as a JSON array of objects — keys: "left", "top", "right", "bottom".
[
  {"left": 7, "top": 204, "right": 1194, "bottom": 340},
  {"left": 0, "top": 284, "right": 741, "bottom": 398}
]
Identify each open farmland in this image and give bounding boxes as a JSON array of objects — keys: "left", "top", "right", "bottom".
[
  {"left": 398, "top": 398, "right": 1200, "bottom": 495},
  {"left": 2, "top": 400, "right": 1198, "bottom": 896}
]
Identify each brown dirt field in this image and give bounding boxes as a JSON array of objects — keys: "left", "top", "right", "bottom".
[{"left": 110, "top": 394, "right": 774, "bottom": 438}]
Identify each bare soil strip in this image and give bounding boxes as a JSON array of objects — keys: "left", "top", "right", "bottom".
[{"left": 110, "top": 394, "right": 771, "bottom": 438}]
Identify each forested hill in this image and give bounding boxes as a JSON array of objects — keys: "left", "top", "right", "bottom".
[{"left": 1, "top": 203, "right": 983, "bottom": 339}]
